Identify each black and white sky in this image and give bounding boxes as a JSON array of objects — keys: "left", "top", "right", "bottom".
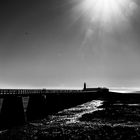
[{"left": 0, "top": 0, "right": 140, "bottom": 89}]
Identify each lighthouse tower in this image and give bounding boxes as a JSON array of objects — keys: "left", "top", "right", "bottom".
[{"left": 83, "top": 82, "right": 86, "bottom": 91}]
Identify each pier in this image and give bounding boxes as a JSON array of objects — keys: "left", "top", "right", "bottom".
[{"left": 0, "top": 88, "right": 109, "bottom": 129}]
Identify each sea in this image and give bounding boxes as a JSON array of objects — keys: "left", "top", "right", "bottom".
[{"left": 1, "top": 90, "right": 140, "bottom": 139}]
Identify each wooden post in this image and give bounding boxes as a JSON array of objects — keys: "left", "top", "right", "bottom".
[
  {"left": 0, "top": 96, "right": 25, "bottom": 129},
  {"left": 26, "top": 95, "right": 46, "bottom": 121}
]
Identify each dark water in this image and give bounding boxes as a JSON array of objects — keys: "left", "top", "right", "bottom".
[
  {"left": 1, "top": 95, "right": 140, "bottom": 139},
  {"left": 0, "top": 96, "right": 140, "bottom": 126},
  {"left": 46, "top": 100, "right": 103, "bottom": 125},
  {"left": 29, "top": 98, "right": 140, "bottom": 127}
]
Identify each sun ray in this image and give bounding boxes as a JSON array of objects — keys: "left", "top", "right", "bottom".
[
  {"left": 71, "top": 0, "right": 139, "bottom": 63},
  {"left": 72, "top": 0, "right": 138, "bottom": 30}
]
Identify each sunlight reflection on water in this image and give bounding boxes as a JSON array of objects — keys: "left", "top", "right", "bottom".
[
  {"left": 50, "top": 100, "right": 103, "bottom": 124},
  {"left": 127, "top": 104, "right": 140, "bottom": 106},
  {"left": 113, "top": 103, "right": 140, "bottom": 106}
]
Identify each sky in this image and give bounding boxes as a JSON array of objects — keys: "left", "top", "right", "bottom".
[{"left": 0, "top": 0, "right": 140, "bottom": 89}]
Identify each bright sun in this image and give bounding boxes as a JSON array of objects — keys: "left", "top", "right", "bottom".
[{"left": 72, "top": 0, "right": 137, "bottom": 29}]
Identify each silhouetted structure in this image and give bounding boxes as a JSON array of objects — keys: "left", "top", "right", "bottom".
[
  {"left": 0, "top": 88, "right": 99, "bottom": 130},
  {"left": 83, "top": 82, "right": 87, "bottom": 91},
  {"left": 0, "top": 96, "right": 25, "bottom": 129},
  {"left": 26, "top": 95, "right": 46, "bottom": 121},
  {"left": 0, "top": 86, "right": 111, "bottom": 130},
  {"left": 83, "top": 83, "right": 109, "bottom": 92}
]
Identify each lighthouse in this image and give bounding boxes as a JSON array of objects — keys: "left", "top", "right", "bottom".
[{"left": 83, "top": 82, "right": 86, "bottom": 91}]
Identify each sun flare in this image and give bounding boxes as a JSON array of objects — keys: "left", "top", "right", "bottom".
[{"left": 72, "top": 0, "right": 137, "bottom": 29}]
